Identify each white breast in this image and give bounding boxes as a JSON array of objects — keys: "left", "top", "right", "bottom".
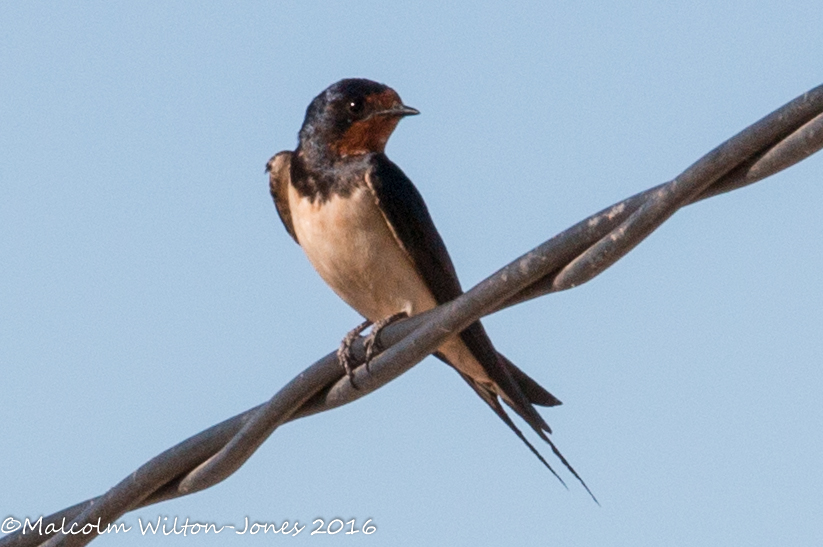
[
  {"left": 288, "top": 184, "right": 438, "bottom": 322},
  {"left": 288, "top": 183, "right": 492, "bottom": 384}
]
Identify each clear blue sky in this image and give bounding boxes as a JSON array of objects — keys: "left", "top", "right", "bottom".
[{"left": 2, "top": 2, "right": 822, "bottom": 545}]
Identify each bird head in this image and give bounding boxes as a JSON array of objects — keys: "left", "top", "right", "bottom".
[{"left": 298, "top": 78, "right": 419, "bottom": 158}]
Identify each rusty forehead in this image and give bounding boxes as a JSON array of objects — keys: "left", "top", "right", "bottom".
[{"left": 365, "top": 88, "right": 402, "bottom": 108}]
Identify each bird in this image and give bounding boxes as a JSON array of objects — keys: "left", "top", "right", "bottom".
[{"left": 267, "top": 78, "right": 591, "bottom": 496}]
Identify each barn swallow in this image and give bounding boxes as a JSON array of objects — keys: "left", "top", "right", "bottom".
[{"left": 267, "top": 78, "right": 591, "bottom": 495}]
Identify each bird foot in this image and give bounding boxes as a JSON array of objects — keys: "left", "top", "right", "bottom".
[
  {"left": 363, "top": 312, "right": 409, "bottom": 372},
  {"left": 337, "top": 319, "right": 373, "bottom": 388}
]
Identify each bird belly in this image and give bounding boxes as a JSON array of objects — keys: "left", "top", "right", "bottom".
[
  {"left": 290, "top": 185, "right": 438, "bottom": 321},
  {"left": 289, "top": 184, "right": 492, "bottom": 385}
]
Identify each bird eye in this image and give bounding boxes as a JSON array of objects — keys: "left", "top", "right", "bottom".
[{"left": 347, "top": 98, "right": 365, "bottom": 115}]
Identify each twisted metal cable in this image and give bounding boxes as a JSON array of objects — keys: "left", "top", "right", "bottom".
[{"left": 3, "top": 84, "right": 822, "bottom": 547}]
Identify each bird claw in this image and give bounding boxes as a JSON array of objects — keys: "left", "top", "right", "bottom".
[
  {"left": 337, "top": 319, "right": 372, "bottom": 389},
  {"left": 337, "top": 312, "right": 408, "bottom": 387},
  {"left": 362, "top": 312, "right": 408, "bottom": 373}
]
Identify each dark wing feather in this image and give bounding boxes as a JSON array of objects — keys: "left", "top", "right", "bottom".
[
  {"left": 267, "top": 151, "right": 298, "bottom": 244},
  {"left": 366, "top": 155, "right": 557, "bottom": 412},
  {"left": 498, "top": 353, "right": 562, "bottom": 407},
  {"left": 365, "top": 154, "right": 463, "bottom": 304}
]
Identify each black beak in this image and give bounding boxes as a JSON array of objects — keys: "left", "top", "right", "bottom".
[{"left": 376, "top": 103, "right": 420, "bottom": 118}]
